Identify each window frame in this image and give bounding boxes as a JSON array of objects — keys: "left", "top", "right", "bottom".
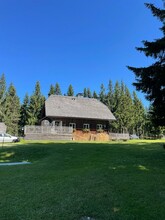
[
  {"left": 83, "top": 123, "right": 90, "bottom": 129},
  {"left": 52, "top": 120, "right": 61, "bottom": 127},
  {"left": 96, "top": 124, "right": 103, "bottom": 130},
  {"left": 69, "top": 123, "right": 76, "bottom": 129}
]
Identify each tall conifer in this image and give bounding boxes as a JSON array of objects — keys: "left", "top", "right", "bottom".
[
  {"left": 4, "top": 84, "right": 20, "bottom": 135},
  {"left": 48, "top": 84, "right": 55, "bottom": 96},
  {"left": 19, "top": 93, "right": 29, "bottom": 134},
  {"left": 99, "top": 83, "right": 106, "bottom": 104},
  {"left": 132, "top": 91, "right": 146, "bottom": 136},
  {"left": 28, "top": 81, "right": 45, "bottom": 125},
  {"left": 54, "top": 83, "right": 62, "bottom": 95},
  {"left": 128, "top": 3, "right": 165, "bottom": 126},
  {"left": 0, "top": 73, "right": 6, "bottom": 122},
  {"left": 83, "top": 88, "right": 88, "bottom": 97},
  {"left": 106, "top": 80, "right": 114, "bottom": 111},
  {"left": 93, "top": 91, "right": 98, "bottom": 99},
  {"left": 67, "top": 84, "right": 74, "bottom": 96},
  {"left": 87, "top": 88, "right": 92, "bottom": 98}
]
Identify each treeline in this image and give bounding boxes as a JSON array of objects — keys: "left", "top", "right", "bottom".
[{"left": 0, "top": 73, "right": 163, "bottom": 137}]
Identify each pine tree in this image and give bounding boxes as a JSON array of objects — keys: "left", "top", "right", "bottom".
[
  {"left": 28, "top": 81, "right": 45, "bottom": 125},
  {"left": 4, "top": 84, "right": 20, "bottom": 135},
  {"left": 54, "top": 83, "right": 62, "bottom": 95},
  {"left": 0, "top": 73, "right": 6, "bottom": 122},
  {"left": 128, "top": 3, "right": 165, "bottom": 126},
  {"left": 48, "top": 84, "right": 55, "bottom": 96},
  {"left": 67, "top": 84, "right": 74, "bottom": 96}
]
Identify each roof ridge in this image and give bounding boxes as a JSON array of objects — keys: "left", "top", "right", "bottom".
[{"left": 49, "top": 95, "right": 98, "bottom": 101}]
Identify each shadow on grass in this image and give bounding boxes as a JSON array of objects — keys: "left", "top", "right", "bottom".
[
  {"left": 0, "top": 142, "right": 50, "bottom": 163},
  {"left": 0, "top": 141, "right": 164, "bottom": 172}
]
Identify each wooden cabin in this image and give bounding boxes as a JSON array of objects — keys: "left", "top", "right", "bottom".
[{"left": 41, "top": 95, "right": 115, "bottom": 134}]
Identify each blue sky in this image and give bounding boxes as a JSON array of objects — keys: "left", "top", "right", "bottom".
[{"left": 0, "top": 0, "right": 163, "bottom": 106}]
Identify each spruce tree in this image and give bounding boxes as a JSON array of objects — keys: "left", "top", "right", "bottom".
[
  {"left": 132, "top": 91, "right": 146, "bottom": 136},
  {"left": 99, "top": 83, "right": 106, "bottom": 104},
  {"left": 121, "top": 85, "right": 134, "bottom": 133},
  {"left": 106, "top": 80, "right": 114, "bottom": 111},
  {"left": 111, "top": 82, "right": 133, "bottom": 133},
  {"left": 83, "top": 88, "right": 88, "bottom": 97},
  {"left": 4, "top": 84, "right": 20, "bottom": 135},
  {"left": 54, "top": 83, "right": 62, "bottom": 95},
  {"left": 0, "top": 73, "right": 6, "bottom": 122},
  {"left": 128, "top": 3, "right": 165, "bottom": 126},
  {"left": 113, "top": 81, "right": 121, "bottom": 113},
  {"left": 28, "top": 81, "right": 45, "bottom": 125},
  {"left": 19, "top": 93, "right": 29, "bottom": 134},
  {"left": 87, "top": 88, "right": 92, "bottom": 98},
  {"left": 93, "top": 91, "right": 98, "bottom": 99},
  {"left": 109, "top": 81, "right": 121, "bottom": 132},
  {"left": 67, "top": 84, "right": 74, "bottom": 96},
  {"left": 48, "top": 84, "right": 55, "bottom": 96}
]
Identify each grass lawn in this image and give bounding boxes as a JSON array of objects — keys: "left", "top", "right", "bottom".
[{"left": 0, "top": 140, "right": 165, "bottom": 220}]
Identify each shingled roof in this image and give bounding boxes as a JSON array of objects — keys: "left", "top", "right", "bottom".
[{"left": 45, "top": 95, "right": 115, "bottom": 121}]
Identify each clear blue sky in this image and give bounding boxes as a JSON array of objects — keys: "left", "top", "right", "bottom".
[{"left": 0, "top": 0, "right": 163, "bottom": 106}]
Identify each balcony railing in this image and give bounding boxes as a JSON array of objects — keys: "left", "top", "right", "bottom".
[{"left": 24, "top": 125, "right": 73, "bottom": 135}]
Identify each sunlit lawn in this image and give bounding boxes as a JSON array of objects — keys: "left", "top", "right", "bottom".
[{"left": 0, "top": 140, "right": 165, "bottom": 220}]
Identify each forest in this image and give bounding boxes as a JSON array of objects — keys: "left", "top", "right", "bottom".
[{"left": 0, "top": 73, "right": 164, "bottom": 138}]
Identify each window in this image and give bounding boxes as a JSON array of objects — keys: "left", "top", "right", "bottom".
[
  {"left": 96, "top": 124, "right": 103, "bottom": 130},
  {"left": 55, "top": 121, "right": 60, "bottom": 126},
  {"left": 69, "top": 123, "right": 76, "bottom": 129},
  {"left": 52, "top": 120, "right": 61, "bottom": 126},
  {"left": 42, "top": 120, "right": 50, "bottom": 126},
  {"left": 4, "top": 134, "right": 11, "bottom": 137},
  {"left": 83, "top": 124, "right": 90, "bottom": 129}
]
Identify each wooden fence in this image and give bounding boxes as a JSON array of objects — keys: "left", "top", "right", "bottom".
[
  {"left": 24, "top": 125, "right": 73, "bottom": 135},
  {"left": 109, "top": 133, "right": 129, "bottom": 141},
  {"left": 24, "top": 125, "right": 73, "bottom": 141},
  {"left": 24, "top": 126, "right": 129, "bottom": 141}
]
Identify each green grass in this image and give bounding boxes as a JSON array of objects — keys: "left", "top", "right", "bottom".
[{"left": 0, "top": 140, "right": 165, "bottom": 220}]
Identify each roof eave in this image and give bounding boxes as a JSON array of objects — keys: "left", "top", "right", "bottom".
[{"left": 45, "top": 115, "right": 115, "bottom": 121}]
